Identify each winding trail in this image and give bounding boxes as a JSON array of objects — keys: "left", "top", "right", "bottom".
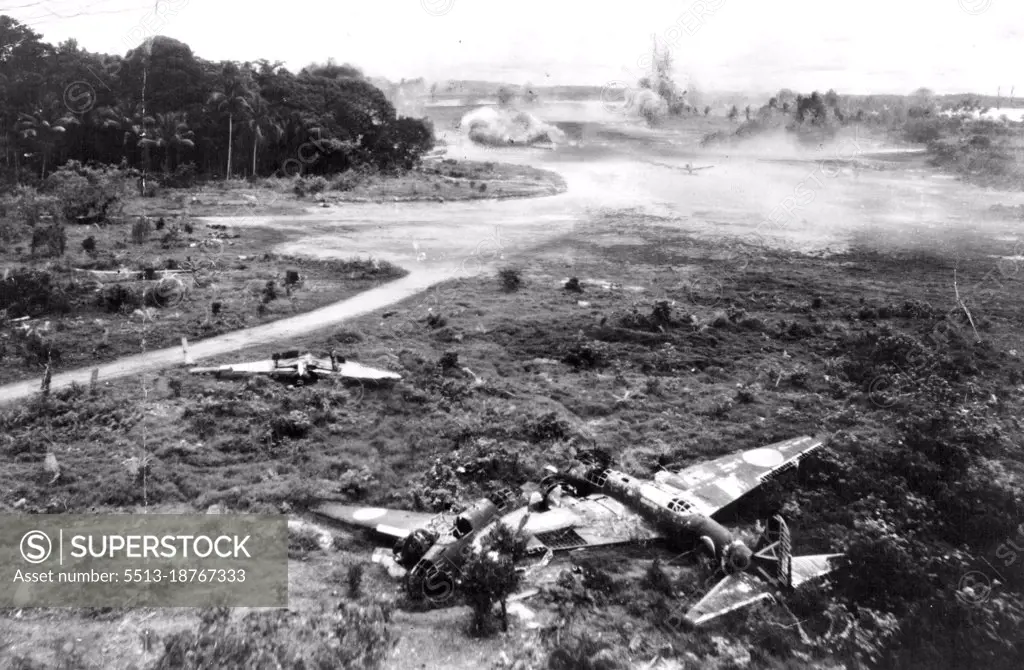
[{"left": 0, "top": 270, "right": 448, "bottom": 406}]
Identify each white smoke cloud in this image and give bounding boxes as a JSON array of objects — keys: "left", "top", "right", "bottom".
[{"left": 459, "top": 106, "right": 566, "bottom": 147}]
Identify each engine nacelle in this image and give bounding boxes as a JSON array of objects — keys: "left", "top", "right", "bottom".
[{"left": 394, "top": 528, "right": 438, "bottom": 569}]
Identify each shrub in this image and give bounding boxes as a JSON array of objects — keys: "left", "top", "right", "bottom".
[
  {"left": 548, "top": 632, "right": 628, "bottom": 670},
  {"left": 564, "top": 277, "right": 583, "bottom": 293},
  {"left": 642, "top": 558, "right": 675, "bottom": 596},
  {"left": 498, "top": 267, "right": 522, "bottom": 292},
  {"left": 523, "top": 411, "right": 571, "bottom": 443},
  {"left": 903, "top": 118, "right": 947, "bottom": 144},
  {"left": 0, "top": 269, "right": 71, "bottom": 318},
  {"left": 81, "top": 235, "right": 96, "bottom": 254},
  {"left": 347, "top": 564, "right": 364, "bottom": 598},
  {"left": 460, "top": 525, "right": 523, "bottom": 636},
  {"left": 578, "top": 559, "right": 619, "bottom": 597},
  {"left": 270, "top": 410, "right": 312, "bottom": 441},
  {"left": 98, "top": 284, "right": 140, "bottom": 313},
  {"left": 288, "top": 526, "right": 321, "bottom": 558},
  {"left": 307, "top": 176, "right": 328, "bottom": 195},
  {"left": 293, "top": 176, "right": 330, "bottom": 197},
  {"left": 46, "top": 161, "right": 129, "bottom": 225},
  {"left": 262, "top": 280, "right": 278, "bottom": 303},
  {"left": 30, "top": 223, "right": 66, "bottom": 257},
  {"left": 18, "top": 330, "right": 61, "bottom": 368},
  {"left": 131, "top": 217, "right": 152, "bottom": 244},
  {"left": 438, "top": 351, "right": 459, "bottom": 371},
  {"left": 164, "top": 162, "right": 198, "bottom": 189},
  {"left": 331, "top": 171, "right": 362, "bottom": 192},
  {"left": 561, "top": 339, "right": 610, "bottom": 369},
  {"left": 14, "top": 184, "right": 58, "bottom": 227}
]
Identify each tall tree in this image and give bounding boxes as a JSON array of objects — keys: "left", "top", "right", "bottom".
[
  {"left": 208, "top": 64, "right": 254, "bottom": 179},
  {"left": 0, "top": 16, "right": 50, "bottom": 176},
  {"left": 138, "top": 112, "right": 194, "bottom": 173},
  {"left": 246, "top": 94, "right": 282, "bottom": 177},
  {"left": 96, "top": 103, "right": 154, "bottom": 167},
  {"left": 16, "top": 102, "right": 79, "bottom": 178}
]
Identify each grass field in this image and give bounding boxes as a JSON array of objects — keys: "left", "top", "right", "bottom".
[{"left": 3, "top": 206, "right": 1023, "bottom": 668}]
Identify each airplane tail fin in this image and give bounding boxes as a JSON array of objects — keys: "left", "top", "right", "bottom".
[
  {"left": 684, "top": 515, "right": 843, "bottom": 626},
  {"left": 752, "top": 514, "right": 793, "bottom": 589}
]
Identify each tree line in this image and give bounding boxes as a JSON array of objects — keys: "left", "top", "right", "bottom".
[{"left": 0, "top": 16, "right": 435, "bottom": 185}]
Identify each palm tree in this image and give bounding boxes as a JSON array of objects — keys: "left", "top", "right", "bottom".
[
  {"left": 208, "top": 67, "right": 254, "bottom": 179},
  {"left": 246, "top": 95, "right": 282, "bottom": 177},
  {"left": 16, "top": 106, "right": 79, "bottom": 178},
  {"left": 96, "top": 103, "right": 154, "bottom": 167},
  {"left": 138, "top": 112, "right": 195, "bottom": 173}
]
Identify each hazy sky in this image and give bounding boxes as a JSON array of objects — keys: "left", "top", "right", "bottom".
[{"left": 3, "top": 0, "right": 1021, "bottom": 95}]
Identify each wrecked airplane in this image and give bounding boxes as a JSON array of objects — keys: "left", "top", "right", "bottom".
[
  {"left": 313, "top": 435, "right": 842, "bottom": 625},
  {"left": 188, "top": 350, "right": 401, "bottom": 383}
]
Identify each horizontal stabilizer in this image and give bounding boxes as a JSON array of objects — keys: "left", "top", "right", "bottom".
[
  {"left": 684, "top": 573, "right": 774, "bottom": 626},
  {"left": 685, "top": 553, "right": 843, "bottom": 626},
  {"left": 791, "top": 554, "right": 843, "bottom": 588}
]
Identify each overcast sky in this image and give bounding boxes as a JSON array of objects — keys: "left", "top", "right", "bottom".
[{"left": 4, "top": 0, "right": 1021, "bottom": 95}]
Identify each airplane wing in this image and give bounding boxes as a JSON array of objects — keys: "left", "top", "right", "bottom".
[
  {"left": 524, "top": 494, "right": 663, "bottom": 551},
  {"left": 312, "top": 503, "right": 449, "bottom": 539},
  {"left": 189, "top": 359, "right": 279, "bottom": 376},
  {"left": 326, "top": 360, "right": 402, "bottom": 381},
  {"left": 654, "top": 436, "right": 825, "bottom": 516},
  {"left": 189, "top": 358, "right": 400, "bottom": 381},
  {"left": 262, "top": 354, "right": 401, "bottom": 380}
]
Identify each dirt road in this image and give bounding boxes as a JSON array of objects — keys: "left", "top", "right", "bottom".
[{"left": 0, "top": 270, "right": 447, "bottom": 406}]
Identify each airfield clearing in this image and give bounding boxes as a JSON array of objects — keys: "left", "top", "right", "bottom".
[{"left": 2, "top": 212, "right": 1022, "bottom": 668}]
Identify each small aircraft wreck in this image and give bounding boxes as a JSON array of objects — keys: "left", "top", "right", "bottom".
[
  {"left": 188, "top": 350, "right": 401, "bottom": 383},
  {"left": 314, "top": 435, "right": 843, "bottom": 626},
  {"left": 646, "top": 160, "right": 713, "bottom": 175},
  {"left": 683, "top": 162, "right": 713, "bottom": 175}
]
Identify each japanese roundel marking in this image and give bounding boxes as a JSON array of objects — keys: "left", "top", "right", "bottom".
[
  {"left": 742, "top": 448, "right": 785, "bottom": 468},
  {"left": 352, "top": 508, "right": 388, "bottom": 521}
]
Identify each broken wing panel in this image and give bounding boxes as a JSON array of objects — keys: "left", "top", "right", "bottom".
[
  {"left": 655, "top": 436, "right": 825, "bottom": 515},
  {"left": 791, "top": 554, "right": 843, "bottom": 588},
  {"left": 332, "top": 360, "right": 402, "bottom": 380},
  {"left": 189, "top": 359, "right": 278, "bottom": 376},
  {"left": 539, "top": 494, "right": 662, "bottom": 549},
  {"left": 312, "top": 503, "right": 446, "bottom": 539},
  {"left": 684, "top": 573, "right": 774, "bottom": 626},
  {"left": 513, "top": 507, "right": 580, "bottom": 536}
]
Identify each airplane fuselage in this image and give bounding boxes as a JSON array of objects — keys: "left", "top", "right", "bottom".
[{"left": 564, "top": 464, "right": 743, "bottom": 564}]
